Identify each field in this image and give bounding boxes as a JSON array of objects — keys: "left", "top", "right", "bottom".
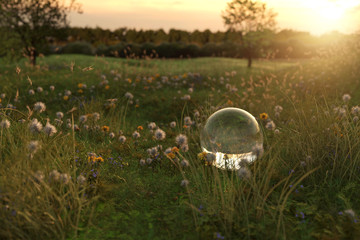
[{"left": 0, "top": 47, "right": 360, "bottom": 239}]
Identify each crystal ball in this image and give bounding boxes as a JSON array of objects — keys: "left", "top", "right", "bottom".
[{"left": 200, "top": 107, "right": 263, "bottom": 170}]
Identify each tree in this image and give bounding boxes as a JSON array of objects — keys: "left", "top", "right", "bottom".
[
  {"left": 222, "top": 0, "right": 277, "bottom": 67},
  {"left": 0, "top": 0, "right": 82, "bottom": 66}
]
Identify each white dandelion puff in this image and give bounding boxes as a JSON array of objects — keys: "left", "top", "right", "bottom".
[
  {"left": 175, "top": 134, "right": 188, "bottom": 146},
  {"left": 43, "top": 122, "right": 57, "bottom": 136},
  {"left": 132, "top": 131, "right": 140, "bottom": 139},
  {"left": 34, "top": 102, "right": 46, "bottom": 113},
  {"left": 154, "top": 128, "right": 166, "bottom": 140},
  {"left": 29, "top": 118, "right": 43, "bottom": 133},
  {"left": 0, "top": 119, "right": 10, "bottom": 129}
]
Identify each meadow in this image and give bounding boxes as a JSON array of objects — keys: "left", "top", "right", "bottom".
[{"left": 0, "top": 43, "right": 359, "bottom": 240}]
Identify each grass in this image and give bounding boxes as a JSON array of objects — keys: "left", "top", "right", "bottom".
[{"left": 0, "top": 48, "right": 360, "bottom": 240}]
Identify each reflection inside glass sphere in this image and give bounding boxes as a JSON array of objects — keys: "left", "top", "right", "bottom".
[{"left": 200, "top": 107, "right": 263, "bottom": 170}]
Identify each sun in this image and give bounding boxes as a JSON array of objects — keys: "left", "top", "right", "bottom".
[{"left": 318, "top": 4, "right": 344, "bottom": 20}]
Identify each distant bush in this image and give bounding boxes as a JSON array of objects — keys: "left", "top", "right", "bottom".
[{"left": 60, "top": 41, "right": 95, "bottom": 55}]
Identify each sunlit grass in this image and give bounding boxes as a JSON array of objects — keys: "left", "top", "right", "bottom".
[{"left": 0, "top": 43, "right": 360, "bottom": 239}]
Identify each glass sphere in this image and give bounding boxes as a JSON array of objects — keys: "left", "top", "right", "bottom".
[{"left": 200, "top": 107, "right": 263, "bottom": 170}]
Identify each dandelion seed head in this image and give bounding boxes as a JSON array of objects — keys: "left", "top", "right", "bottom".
[
  {"left": 109, "top": 132, "right": 115, "bottom": 138},
  {"left": 36, "top": 87, "right": 43, "bottom": 93},
  {"left": 28, "top": 89, "right": 35, "bottom": 95},
  {"left": 29, "top": 118, "right": 43, "bottom": 133},
  {"left": 139, "top": 159, "right": 146, "bottom": 166},
  {"left": 175, "top": 134, "right": 188, "bottom": 146},
  {"left": 132, "top": 131, "right": 140, "bottom": 139},
  {"left": 237, "top": 167, "right": 251, "bottom": 179},
  {"left": 148, "top": 122, "right": 156, "bottom": 130},
  {"left": 56, "top": 112, "right": 64, "bottom": 119},
  {"left": 0, "top": 119, "right": 10, "bottom": 129},
  {"left": 77, "top": 175, "right": 87, "bottom": 185},
  {"left": 60, "top": 173, "right": 70, "bottom": 184},
  {"left": 28, "top": 140, "right": 40, "bottom": 154},
  {"left": 49, "top": 86, "right": 55, "bottom": 91},
  {"left": 181, "top": 179, "right": 189, "bottom": 187},
  {"left": 92, "top": 112, "right": 100, "bottom": 121},
  {"left": 119, "top": 135, "right": 126, "bottom": 143},
  {"left": 181, "top": 159, "right": 189, "bottom": 167},
  {"left": 49, "top": 170, "right": 60, "bottom": 182},
  {"left": 79, "top": 115, "right": 87, "bottom": 123},
  {"left": 34, "top": 102, "right": 46, "bottom": 113},
  {"left": 170, "top": 121, "right": 176, "bottom": 128},
  {"left": 43, "top": 122, "right": 57, "bottom": 136},
  {"left": 342, "top": 94, "right": 351, "bottom": 102},
  {"left": 265, "top": 120, "right": 276, "bottom": 130},
  {"left": 154, "top": 128, "right": 166, "bottom": 140}
]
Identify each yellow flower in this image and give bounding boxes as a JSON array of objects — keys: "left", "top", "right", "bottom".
[
  {"left": 78, "top": 83, "right": 83, "bottom": 88},
  {"left": 260, "top": 113, "right": 268, "bottom": 120},
  {"left": 182, "top": 73, "right": 187, "bottom": 78},
  {"left": 77, "top": 89, "right": 83, "bottom": 94},
  {"left": 135, "top": 104, "right": 139, "bottom": 108},
  {"left": 197, "top": 152, "right": 207, "bottom": 160},
  {"left": 0, "top": 98, "right": 2, "bottom": 103},
  {"left": 105, "top": 85, "right": 110, "bottom": 90},
  {"left": 96, "top": 157, "right": 104, "bottom": 163},
  {"left": 126, "top": 78, "right": 132, "bottom": 84},
  {"left": 167, "top": 152, "right": 175, "bottom": 159},
  {"left": 102, "top": 126, "right": 109, "bottom": 132},
  {"left": 135, "top": 78, "right": 141, "bottom": 83},
  {"left": 155, "top": 73, "right": 160, "bottom": 78},
  {"left": 227, "top": 99, "right": 233, "bottom": 106},
  {"left": 137, "top": 125, "right": 143, "bottom": 131},
  {"left": 63, "top": 96, "right": 69, "bottom": 101},
  {"left": 171, "top": 147, "right": 179, "bottom": 153}
]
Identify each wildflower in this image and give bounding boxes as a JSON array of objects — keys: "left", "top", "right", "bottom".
[
  {"left": 64, "top": 90, "right": 72, "bottom": 96},
  {"left": 274, "top": 105, "right": 283, "bottom": 113},
  {"left": 33, "top": 102, "right": 46, "bottom": 113},
  {"left": 105, "top": 85, "right": 110, "bottom": 90},
  {"left": 167, "top": 152, "right": 176, "bottom": 159},
  {"left": 79, "top": 115, "right": 87, "bottom": 123},
  {"left": 102, "top": 126, "right": 109, "bottom": 132},
  {"left": 49, "top": 170, "right": 60, "bottom": 182},
  {"left": 170, "top": 121, "right": 176, "bottom": 128},
  {"left": 274, "top": 129, "right": 280, "bottom": 134},
  {"left": 181, "top": 179, "right": 189, "bottom": 187},
  {"left": 237, "top": 167, "right": 251, "bottom": 179},
  {"left": 43, "top": 122, "right": 57, "bottom": 136},
  {"left": 342, "top": 94, "right": 351, "bottom": 102},
  {"left": 181, "top": 94, "right": 191, "bottom": 101},
  {"left": 137, "top": 125, "right": 143, "bottom": 131},
  {"left": 181, "top": 159, "right": 189, "bottom": 167},
  {"left": 0, "top": 119, "right": 10, "bottom": 129},
  {"left": 29, "top": 118, "right": 43, "bottom": 133},
  {"left": 125, "top": 92, "right": 134, "bottom": 100},
  {"left": 147, "top": 147, "right": 158, "bottom": 157},
  {"left": 180, "top": 144, "right": 189, "bottom": 152},
  {"left": 56, "top": 112, "right": 64, "bottom": 119},
  {"left": 188, "top": 88, "right": 193, "bottom": 93},
  {"left": 109, "top": 132, "right": 115, "bottom": 138},
  {"left": 77, "top": 175, "right": 87, "bottom": 185},
  {"left": 215, "top": 232, "right": 225, "bottom": 240},
  {"left": 92, "top": 112, "right": 100, "bottom": 121},
  {"left": 265, "top": 120, "right": 276, "bottom": 130},
  {"left": 37, "top": 87, "right": 43, "bottom": 93},
  {"left": 139, "top": 159, "right": 146, "bottom": 166},
  {"left": 60, "top": 173, "right": 71, "bottom": 184},
  {"left": 132, "top": 131, "right": 140, "bottom": 139},
  {"left": 83, "top": 124, "right": 89, "bottom": 130},
  {"left": 353, "top": 116, "right": 359, "bottom": 123},
  {"left": 119, "top": 135, "right": 126, "bottom": 143},
  {"left": 175, "top": 134, "right": 188, "bottom": 146},
  {"left": 252, "top": 144, "right": 264, "bottom": 159},
  {"left": 95, "top": 156, "right": 104, "bottom": 163},
  {"left": 49, "top": 85, "right": 55, "bottom": 91},
  {"left": 28, "top": 140, "right": 40, "bottom": 154},
  {"left": 34, "top": 170, "right": 44, "bottom": 183},
  {"left": 184, "top": 116, "right": 192, "bottom": 126},
  {"left": 63, "top": 96, "right": 69, "bottom": 101},
  {"left": 28, "top": 89, "right": 35, "bottom": 95},
  {"left": 146, "top": 158, "right": 153, "bottom": 164},
  {"left": 172, "top": 146, "right": 179, "bottom": 153},
  {"left": 260, "top": 113, "right": 268, "bottom": 120},
  {"left": 0, "top": 93, "right": 5, "bottom": 98},
  {"left": 148, "top": 122, "right": 156, "bottom": 130},
  {"left": 154, "top": 128, "right": 166, "bottom": 140},
  {"left": 344, "top": 209, "right": 356, "bottom": 218},
  {"left": 165, "top": 147, "right": 172, "bottom": 154},
  {"left": 351, "top": 106, "right": 360, "bottom": 115}
]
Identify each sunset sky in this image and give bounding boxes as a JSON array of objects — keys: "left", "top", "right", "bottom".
[{"left": 69, "top": 0, "right": 360, "bottom": 35}]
